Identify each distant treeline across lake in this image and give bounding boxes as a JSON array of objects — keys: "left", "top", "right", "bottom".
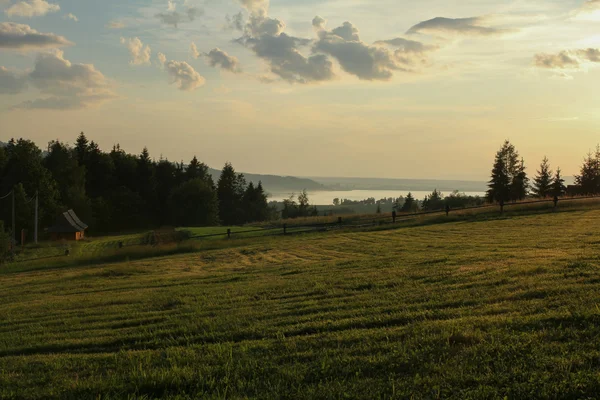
[{"left": 269, "top": 190, "right": 486, "bottom": 206}]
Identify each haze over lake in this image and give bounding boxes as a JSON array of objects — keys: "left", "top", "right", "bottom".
[{"left": 268, "top": 190, "right": 486, "bottom": 206}]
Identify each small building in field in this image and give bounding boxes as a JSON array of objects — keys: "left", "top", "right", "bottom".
[{"left": 48, "top": 210, "right": 88, "bottom": 241}]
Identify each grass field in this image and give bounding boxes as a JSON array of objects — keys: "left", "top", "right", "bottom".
[{"left": 2, "top": 208, "right": 600, "bottom": 398}]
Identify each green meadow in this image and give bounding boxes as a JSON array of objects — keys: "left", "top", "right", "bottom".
[{"left": 2, "top": 208, "right": 600, "bottom": 399}]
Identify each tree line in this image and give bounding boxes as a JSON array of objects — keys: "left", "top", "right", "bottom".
[{"left": 0, "top": 133, "right": 273, "bottom": 240}]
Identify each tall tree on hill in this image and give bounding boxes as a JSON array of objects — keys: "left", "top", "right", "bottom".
[
  {"left": 75, "top": 132, "right": 89, "bottom": 166},
  {"left": 552, "top": 167, "right": 567, "bottom": 198},
  {"left": 401, "top": 192, "right": 416, "bottom": 212},
  {"left": 242, "top": 181, "right": 270, "bottom": 223},
  {"left": 487, "top": 140, "right": 527, "bottom": 203},
  {"left": 44, "top": 140, "right": 91, "bottom": 221},
  {"left": 169, "top": 178, "right": 219, "bottom": 227},
  {"left": 217, "top": 163, "right": 247, "bottom": 225},
  {"left": 186, "top": 156, "right": 211, "bottom": 183},
  {"left": 575, "top": 146, "right": 600, "bottom": 195},
  {"left": 1, "top": 139, "right": 60, "bottom": 228},
  {"left": 422, "top": 189, "right": 444, "bottom": 211},
  {"left": 298, "top": 189, "right": 310, "bottom": 217},
  {"left": 511, "top": 158, "right": 529, "bottom": 201},
  {"left": 532, "top": 157, "right": 553, "bottom": 198}
]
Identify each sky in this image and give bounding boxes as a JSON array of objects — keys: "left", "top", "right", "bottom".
[{"left": 0, "top": 0, "right": 599, "bottom": 180}]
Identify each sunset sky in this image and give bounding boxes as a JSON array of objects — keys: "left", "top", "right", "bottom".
[{"left": 0, "top": 0, "right": 599, "bottom": 180}]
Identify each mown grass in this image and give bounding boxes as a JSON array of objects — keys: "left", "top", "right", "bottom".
[{"left": 2, "top": 209, "right": 600, "bottom": 399}]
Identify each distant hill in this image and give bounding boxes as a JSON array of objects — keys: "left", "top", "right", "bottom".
[
  {"left": 308, "top": 176, "right": 489, "bottom": 193},
  {"left": 208, "top": 168, "right": 326, "bottom": 194}
]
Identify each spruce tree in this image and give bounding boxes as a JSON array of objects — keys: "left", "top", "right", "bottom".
[
  {"left": 487, "top": 149, "right": 510, "bottom": 204},
  {"left": 510, "top": 158, "right": 529, "bottom": 201},
  {"left": 75, "top": 132, "right": 89, "bottom": 166},
  {"left": 575, "top": 147, "right": 600, "bottom": 195},
  {"left": 532, "top": 157, "right": 553, "bottom": 198},
  {"left": 217, "top": 163, "right": 246, "bottom": 225},
  {"left": 401, "top": 192, "right": 415, "bottom": 212},
  {"left": 552, "top": 167, "right": 567, "bottom": 198}
]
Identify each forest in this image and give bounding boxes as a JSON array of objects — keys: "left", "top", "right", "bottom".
[{"left": 0, "top": 133, "right": 275, "bottom": 241}]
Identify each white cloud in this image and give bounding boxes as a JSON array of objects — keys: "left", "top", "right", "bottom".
[
  {"left": 205, "top": 48, "right": 242, "bottom": 73},
  {"left": 157, "top": 53, "right": 205, "bottom": 91},
  {"left": 190, "top": 42, "right": 200, "bottom": 59},
  {"left": 4, "top": 0, "right": 59, "bottom": 18},
  {"left": 63, "top": 13, "right": 78, "bottom": 22},
  {"left": 534, "top": 48, "right": 600, "bottom": 70},
  {"left": 106, "top": 20, "right": 126, "bottom": 29},
  {"left": 0, "top": 22, "right": 72, "bottom": 50},
  {"left": 314, "top": 21, "right": 436, "bottom": 81},
  {"left": 156, "top": 5, "right": 202, "bottom": 28},
  {"left": 0, "top": 66, "right": 28, "bottom": 94},
  {"left": 407, "top": 16, "right": 514, "bottom": 37},
  {"left": 120, "top": 37, "right": 151, "bottom": 66},
  {"left": 235, "top": 4, "right": 334, "bottom": 83},
  {"left": 5, "top": 50, "right": 118, "bottom": 109}
]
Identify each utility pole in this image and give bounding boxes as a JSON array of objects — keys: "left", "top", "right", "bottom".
[
  {"left": 34, "top": 190, "right": 38, "bottom": 244},
  {"left": 11, "top": 189, "right": 15, "bottom": 255}
]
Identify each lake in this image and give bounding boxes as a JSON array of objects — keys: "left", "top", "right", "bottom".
[{"left": 268, "top": 190, "right": 486, "bottom": 206}]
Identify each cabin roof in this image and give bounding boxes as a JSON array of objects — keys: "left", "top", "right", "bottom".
[{"left": 47, "top": 210, "right": 88, "bottom": 233}]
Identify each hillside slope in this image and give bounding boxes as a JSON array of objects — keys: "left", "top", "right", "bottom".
[{"left": 2, "top": 210, "right": 600, "bottom": 398}]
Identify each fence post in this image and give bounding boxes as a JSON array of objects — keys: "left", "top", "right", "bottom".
[
  {"left": 227, "top": 229, "right": 231, "bottom": 239},
  {"left": 338, "top": 217, "right": 342, "bottom": 225},
  {"left": 500, "top": 200, "right": 505, "bottom": 215},
  {"left": 553, "top": 195, "right": 559, "bottom": 209},
  {"left": 283, "top": 224, "right": 287, "bottom": 235},
  {"left": 392, "top": 211, "right": 397, "bottom": 223}
]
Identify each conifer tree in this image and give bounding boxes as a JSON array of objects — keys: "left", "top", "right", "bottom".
[
  {"left": 552, "top": 167, "right": 567, "bottom": 198},
  {"left": 575, "top": 146, "right": 600, "bottom": 195},
  {"left": 401, "top": 192, "right": 416, "bottom": 212},
  {"left": 532, "top": 157, "right": 553, "bottom": 198}
]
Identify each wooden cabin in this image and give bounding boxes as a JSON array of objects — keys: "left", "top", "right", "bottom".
[{"left": 47, "top": 210, "right": 88, "bottom": 241}]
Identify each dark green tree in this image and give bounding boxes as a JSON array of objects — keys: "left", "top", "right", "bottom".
[
  {"left": 1, "top": 139, "right": 60, "bottom": 228},
  {"left": 401, "top": 192, "right": 416, "bottom": 212},
  {"left": 510, "top": 158, "right": 529, "bottom": 201},
  {"left": 217, "top": 163, "right": 247, "bottom": 225},
  {"left": 169, "top": 179, "right": 219, "bottom": 227},
  {"left": 531, "top": 157, "right": 553, "bottom": 198},
  {"left": 422, "top": 189, "right": 444, "bottom": 211},
  {"left": 575, "top": 147, "right": 600, "bottom": 195},
  {"left": 552, "top": 167, "right": 567, "bottom": 198},
  {"left": 487, "top": 141, "right": 526, "bottom": 203},
  {"left": 75, "top": 132, "right": 89, "bottom": 166},
  {"left": 44, "top": 140, "right": 91, "bottom": 221},
  {"left": 186, "top": 156, "right": 210, "bottom": 182},
  {"left": 298, "top": 189, "right": 310, "bottom": 217}
]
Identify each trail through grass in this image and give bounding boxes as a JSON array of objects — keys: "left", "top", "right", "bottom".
[{"left": 2, "top": 210, "right": 600, "bottom": 399}]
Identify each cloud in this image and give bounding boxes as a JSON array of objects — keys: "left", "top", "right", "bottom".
[
  {"left": 4, "top": 0, "right": 59, "bottom": 17},
  {"left": 407, "top": 17, "right": 512, "bottom": 37},
  {"left": 314, "top": 21, "right": 434, "bottom": 81},
  {"left": 157, "top": 53, "right": 205, "bottom": 91},
  {"left": 374, "top": 37, "right": 438, "bottom": 54},
  {"left": 156, "top": 6, "right": 202, "bottom": 27},
  {"left": 120, "top": 37, "right": 151, "bottom": 66},
  {"left": 235, "top": 5, "right": 334, "bottom": 83},
  {"left": 0, "top": 66, "right": 28, "bottom": 94},
  {"left": 7, "top": 50, "right": 118, "bottom": 109},
  {"left": 205, "top": 48, "right": 242, "bottom": 73},
  {"left": 190, "top": 42, "right": 200, "bottom": 59},
  {"left": 312, "top": 16, "right": 326, "bottom": 30},
  {"left": 575, "top": 0, "right": 600, "bottom": 19},
  {"left": 534, "top": 48, "right": 600, "bottom": 71},
  {"left": 63, "top": 13, "right": 78, "bottom": 22},
  {"left": 225, "top": 12, "right": 245, "bottom": 31},
  {"left": 0, "top": 22, "right": 73, "bottom": 50},
  {"left": 106, "top": 20, "right": 125, "bottom": 29}
]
